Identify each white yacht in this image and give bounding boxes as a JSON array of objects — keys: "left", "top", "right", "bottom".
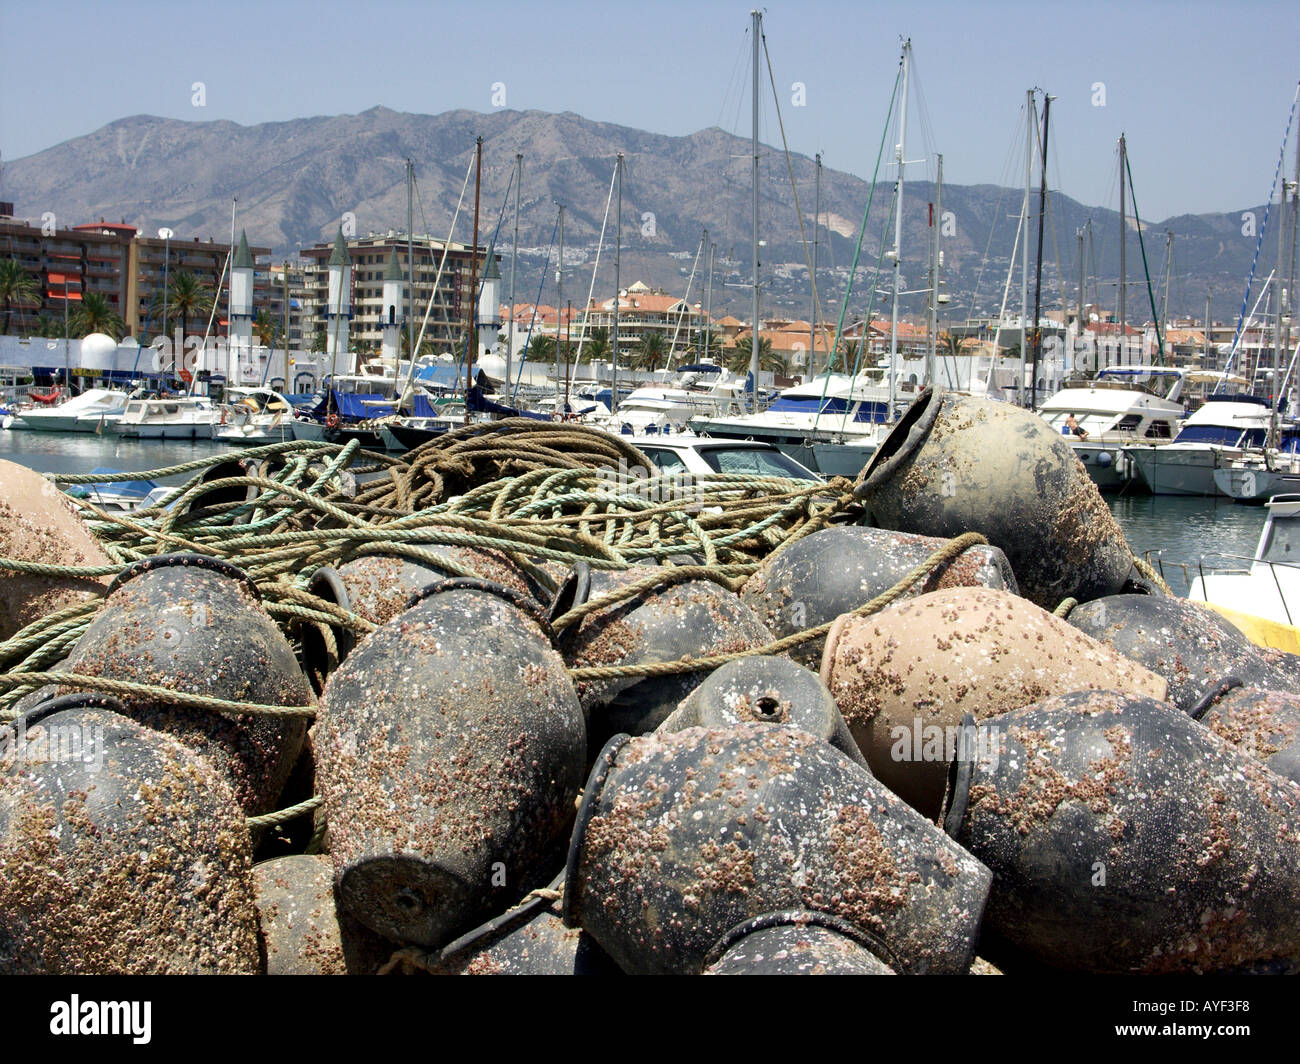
[
  {"left": 213, "top": 387, "right": 296, "bottom": 445},
  {"left": 608, "top": 365, "right": 749, "bottom": 435},
  {"left": 13, "top": 387, "right": 131, "bottom": 433},
  {"left": 1213, "top": 429, "right": 1300, "bottom": 502},
  {"left": 689, "top": 373, "right": 899, "bottom": 475},
  {"left": 1124, "top": 394, "right": 1272, "bottom": 496},
  {"left": 1037, "top": 367, "right": 1186, "bottom": 489},
  {"left": 1188, "top": 493, "right": 1299, "bottom": 629},
  {"left": 114, "top": 396, "right": 218, "bottom": 440}
]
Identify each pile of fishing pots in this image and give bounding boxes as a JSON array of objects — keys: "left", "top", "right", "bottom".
[{"left": 5, "top": 387, "right": 1300, "bottom": 977}]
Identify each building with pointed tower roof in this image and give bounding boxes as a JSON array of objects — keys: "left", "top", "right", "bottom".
[
  {"left": 477, "top": 254, "right": 502, "bottom": 360},
  {"left": 224, "top": 229, "right": 256, "bottom": 382},
  {"left": 300, "top": 230, "right": 500, "bottom": 359},
  {"left": 379, "top": 248, "right": 405, "bottom": 363},
  {"left": 324, "top": 227, "right": 353, "bottom": 368}
]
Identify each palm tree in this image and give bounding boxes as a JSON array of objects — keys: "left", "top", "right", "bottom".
[
  {"left": 253, "top": 309, "right": 277, "bottom": 347},
  {"left": 633, "top": 332, "right": 667, "bottom": 372},
  {"left": 526, "top": 334, "right": 557, "bottom": 363},
  {"left": 164, "top": 272, "right": 215, "bottom": 343},
  {"left": 580, "top": 325, "right": 609, "bottom": 365},
  {"left": 938, "top": 332, "right": 968, "bottom": 359},
  {"left": 311, "top": 325, "right": 328, "bottom": 354},
  {"left": 400, "top": 329, "right": 434, "bottom": 359},
  {"left": 0, "top": 259, "right": 41, "bottom": 336},
  {"left": 693, "top": 330, "right": 722, "bottom": 364},
  {"left": 727, "top": 335, "right": 781, "bottom": 376},
  {"left": 69, "top": 292, "right": 125, "bottom": 340}
]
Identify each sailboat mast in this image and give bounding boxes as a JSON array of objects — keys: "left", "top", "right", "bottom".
[
  {"left": 1204, "top": 291, "right": 1213, "bottom": 371},
  {"left": 1283, "top": 130, "right": 1300, "bottom": 413},
  {"left": 1077, "top": 224, "right": 1086, "bottom": 372},
  {"left": 1020, "top": 89, "right": 1033, "bottom": 402},
  {"left": 1031, "top": 94, "right": 1051, "bottom": 410},
  {"left": 613, "top": 152, "right": 622, "bottom": 411},
  {"left": 889, "top": 39, "right": 911, "bottom": 418},
  {"left": 407, "top": 159, "right": 414, "bottom": 366},
  {"left": 465, "top": 136, "right": 482, "bottom": 425},
  {"left": 1119, "top": 133, "right": 1127, "bottom": 366},
  {"left": 226, "top": 197, "right": 236, "bottom": 388},
  {"left": 928, "top": 153, "right": 942, "bottom": 389},
  {"left": 811, "top": 152, "right": 821, "bottom": 377},
  {"left": 557, "top": 204, "right": 565, "bottom": 409},
  {"left": 508, "top": 152, "right": 521, "bottom": 395},
  {"left": 750, "top": 8, "right": 762, "bottom": 413},
  {"left": 1276, "top": 167, "right": 1291, "bottom": 403},
  {"left": 705, "top": 237, "right": 715, "bottom": 363},
  {"left": 1160, "top": 231, "right": 1174, "bottom": 367}
]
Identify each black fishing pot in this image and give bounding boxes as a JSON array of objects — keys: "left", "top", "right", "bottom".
[
  {"left": 658, "top": 655, "right": 868, "bottom": 769},
  {"left": 740, "top": 525, "right": 1018, "bottom": 667},
  {"left": 0, "top": 699, "right": 262, "bottom": 974},
  {"left": 556, "top": 565, "right": 775, "bottom": 748},
  {"left": 942, "top": 689, "right": 1300, "bottom": 973},
  {"left": 1066, "top": 594, "right": 1291, "bottom": 713},
  {"left": 3, "top": 663, "right": 66, "bottom": 718},
  {"left": 62, "top": 553, "right": 313, "bottom": 815},
  {"left": 427, "top": 886, "right": 622, "bottom": 976},
  {"left": 1193, "top": 684, "right": 1300, "bottom": 786},
  {"left": 180, "top": 457, "right": 261, "bottom": 525},
  {"left": 702, "top": 911, "right": 896, "bottom": 975},
  {"left": 252, "top": 854, "right": 394, "bottom": 975},
  {"left": 315, "top": 579, "right": 586, "bottom": 951},
  {"left": 325, "top": 546, "right": 551, "bottom": 630},
  {"left": 854, "top": 388, "right": 1136, "bottom": 609},
  {"left": 563, "top": 725, "right": 991, "bottom": 976}
]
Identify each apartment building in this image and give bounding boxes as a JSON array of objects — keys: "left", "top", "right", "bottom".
[
  {"left": 298, "top": 231, "right": 498, "bottom": 353},
  {"left": 0, "top": 209, "right": 271, "bottom": 339}
]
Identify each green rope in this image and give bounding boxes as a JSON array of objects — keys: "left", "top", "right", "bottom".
[{"left": 0, "top": 672, "right": 315, "bottom": 721}]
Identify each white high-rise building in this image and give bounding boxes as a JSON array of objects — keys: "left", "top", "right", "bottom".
[
  {"left": 379, "top": 248, "right": 405, "bottom": 363},
  {"left": 325, "top": 228, "right": 353, "bottom": 370}
]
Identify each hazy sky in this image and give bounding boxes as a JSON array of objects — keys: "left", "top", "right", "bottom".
[{"left": 2, "top": 0, "right": 1297, "bottom": 220}]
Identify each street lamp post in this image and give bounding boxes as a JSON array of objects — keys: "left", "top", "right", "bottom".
[{"left": 158, "top": 228, "right": 173, "bottom": 348}]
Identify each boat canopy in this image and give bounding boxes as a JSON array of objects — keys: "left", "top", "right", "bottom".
[
  {"left": 1172, "top": 424, "right": 1268, "bottom": 447},
  {"left": 767, "top": 395, "right": 889, "bottom": 422}
]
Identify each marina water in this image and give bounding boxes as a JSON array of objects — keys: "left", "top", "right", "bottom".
[{"left": 0, "top": 429, "right": 1268, "bottom": 597}]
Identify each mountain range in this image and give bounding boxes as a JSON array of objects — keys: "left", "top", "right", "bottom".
[{"left": 2, "top": 106, "right": 1288, "bottom": 324}]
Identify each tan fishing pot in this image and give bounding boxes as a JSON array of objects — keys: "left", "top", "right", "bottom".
[
  {"left": 853, "top": 388, "right": 1136, "bottom": 609},
  {"left": 0, "top": 459, "right": 112, "bottom": 642},
  {"left": 820, "top": 586, "right": 1168, "bottom": 818}
]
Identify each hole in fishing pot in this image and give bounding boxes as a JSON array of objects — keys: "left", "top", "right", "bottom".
[
  {"left": 395, "top": 888, "right": 423, "bottom": 914},
  {"left": 754, "top": 696, "right": 783, "bottom": 720},
  {"left": 855, "top": 387, "right": 940, "bottom": 497}
]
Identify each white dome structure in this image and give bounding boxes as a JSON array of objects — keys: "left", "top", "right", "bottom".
[{"left": 79, "top": 332, "right": 119, "bottom": 371}]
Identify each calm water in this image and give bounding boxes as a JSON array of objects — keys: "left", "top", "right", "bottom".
[
  {"left": 1105, "top": 494, "right": 1266, "bottom": 596},
  {"left": 0, "top": 426, "right": 1269, "bottom": 595},
  {"left": 0, "top": 428, "right": 235, "bottom": 486}
]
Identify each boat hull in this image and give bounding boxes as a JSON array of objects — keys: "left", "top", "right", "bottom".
[
  {"left": 809, "top": 441, "right": 877, "bottom": 478},
  {"left": 1124, "top": 444, "right": 1228, "bottom": 496},
  {"left": 15, "top": 414, "right": 98, "bottom": 433},
  {"left": 116, "top": 422, "right": 215, "bottom": 441},
  {"left": 1214, "top": 465, "right": 1300, "bottom": 503},
  {"left": 1071, "top": 440, "right": 1142, "bottom": 491},
  {"left": 213, "top": 424, "right": 294, "bottom": 446}
]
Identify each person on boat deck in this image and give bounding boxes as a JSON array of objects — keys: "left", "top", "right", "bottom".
[{"left": 1066, "top": 413, "right": 1088, "bottom": 441}]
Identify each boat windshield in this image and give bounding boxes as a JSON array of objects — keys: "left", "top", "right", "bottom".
[
  {"left": 1094, "top": 368, "right": 1183, "bottom": 397},
  {"left": 1173, "top": 425, "right": 1267, "bottom": 447},
  {"left": 698, "top": 446, "right": 820, "bottom": 480},
  {"left": 1260, "top": 512, "right": 1299, "bottom": 566}
]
